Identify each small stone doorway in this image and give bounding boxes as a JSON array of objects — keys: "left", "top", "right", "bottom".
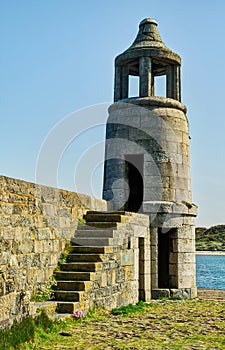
[
  {"left": 158, "top": 229, "right": 170, "bottom": 288},
  {"left": 158, "top": 228, "right": 177, "bottom": 288},
  {"left": 124, "top": 154, "right": 143, "bottom": 212}
]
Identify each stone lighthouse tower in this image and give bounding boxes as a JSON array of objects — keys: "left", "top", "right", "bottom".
[{"left": 103, "top": 18, "right": 197, "bottom": 298}]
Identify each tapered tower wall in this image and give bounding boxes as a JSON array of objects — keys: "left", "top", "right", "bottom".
[{"left": 103, "top": 97, "right": 192, "bottom": 210}]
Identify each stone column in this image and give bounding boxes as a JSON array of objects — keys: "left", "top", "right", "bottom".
[
  {"left": 176, "top": 225, "right": 196, "bottom": 290},
  {"left": 139, "top": 57, "right": 152, "bottom": 97},
  {"left": 166, "top": 65, "right": 181, "bottom": 101},
  {"left": 121, "top": 66, "right": 129, "bottom": 99},
  {"left": 175, "top": 65, "right": 181, "bottom": 102},
  {"left": 150, "top": 228, "right": 158, "bottom": 289},
  {"left": 114, "top": 66, "right": 122, "bottom": 102},
  {"left": 114, "top": 65, "right": 129, "bottom": 101},
  {"left": 166, "top": 66, "right": 173, "bottom": 99},
  {"left": 139, "top": 236, "right": 151, "bottom": 301}
]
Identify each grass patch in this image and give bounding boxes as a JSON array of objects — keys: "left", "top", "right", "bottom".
[
  {"left": 112, "top": 300, "right": 153, "bottom": 315},
  {"left": 35, "top": 310, "right": 55, "bottom": 332},
  {"left": 0, "top": 317, "right": 35, "bottom": 350},
  {"left": 0, "top": 310, "right": 55, "bottom": 350},
  {"left": 58, "top": 241, "right": 73, "bottom": 264},
  {"left": 77, "top": 218, "right": 86, "bottom": 228},
  {"left": 85, "top": 306, "right": 108, "bottom": 320}
]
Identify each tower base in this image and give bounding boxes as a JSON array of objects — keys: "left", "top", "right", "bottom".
[
  {"left": 151, "top": 288, "right": 197, "bottom": 300},
  {"left": 143, "top": 200, "right": 197, "bottom": 296}
]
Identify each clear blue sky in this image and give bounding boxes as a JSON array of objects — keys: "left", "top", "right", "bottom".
[{"left": 1, "top": 0, "right": 225, "bottom": 227}]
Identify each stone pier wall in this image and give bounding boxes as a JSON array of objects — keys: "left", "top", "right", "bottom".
[{"left": 0, "top": 175, "right": 107, "bottom": 329}]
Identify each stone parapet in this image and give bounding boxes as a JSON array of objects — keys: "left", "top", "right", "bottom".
[{"left": 0, "top": 175, "right": 107, "bottom": 329}]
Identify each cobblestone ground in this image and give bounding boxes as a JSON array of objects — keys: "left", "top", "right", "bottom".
[{"left": 22, "top": 299, "right": 225, "bottom": 350}]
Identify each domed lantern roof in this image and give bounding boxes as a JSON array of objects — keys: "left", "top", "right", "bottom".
[
  {"left": 116, "top": 18, "right": 181, "bottom": 66},
  {"left": 114, "top": 18, "right": 182, "bottom": 102}
]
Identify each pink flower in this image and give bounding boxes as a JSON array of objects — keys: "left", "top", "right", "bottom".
[{"left": 73, "top": 310, "right": 84, "bottom": 318}]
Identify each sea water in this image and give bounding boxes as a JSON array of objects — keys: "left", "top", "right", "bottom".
[{"left": 196, "top": 255, "right": 225, "bottom": 290}]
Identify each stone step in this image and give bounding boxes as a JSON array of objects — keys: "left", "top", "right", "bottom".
[
  {"left": 54, "top": 291, "right": 80, "bottom": 302},
  {"left": 69, "top": 245, "right": 120, "bottom": 254},
  {"left": 87, "top": 211, "right": 127, "bottom": 215},
  {"left": 60, "top": 262, "right": 102, "bottom": 272},
  {"left": 86, "top": 211, "right": 149, "bottom": 225},
  {"left": 56, "top": 281, "right": 92, "bottom": 291},
  {"left": 30, "top": 301, "right": 58, "bottom": 316},
  {"left": 67, "top": 253, "right": 103, "bottom": 262},
  {"left": 54, "top": 271, "right": 93, "bottom": 281},
  {"left": 71, "top": 237, "right": 114, "bottom": 247},
  {"left": 56, "top": 302, "right": 79, "bottom": 314},
  {"left": 84, "top": 213, "right": 125, "bottom": 223},
  {"left": 75, "top": 229, "right": 114, "bottom": 238},
  {"left": 78, "top": 222, "right": 118, "bottom": 229}
]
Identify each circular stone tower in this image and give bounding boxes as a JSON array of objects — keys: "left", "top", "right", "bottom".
[{"left": 103, "top": 18, "right": 197, "bottom": 298}]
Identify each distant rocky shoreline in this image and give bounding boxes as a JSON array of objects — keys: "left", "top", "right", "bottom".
[{"left": 196, "top": 225, "right": 225, "bottom": 251}]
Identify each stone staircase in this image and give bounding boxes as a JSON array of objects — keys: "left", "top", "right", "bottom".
[
  {"left": 72, "top": 211, "right": 129, "bottom": 247},
  {"left": 53, "top": 211, "right": 145, "bottom": 313},
  {"left": 54, "top": 246, "right": 110, "bottom": 313}
]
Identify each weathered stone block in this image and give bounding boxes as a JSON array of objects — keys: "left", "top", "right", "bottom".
[
  {"left": 151, "top": 289, "right": 170, "bottom": 299},
  {"left": 169, "top": 264, "right": 178, "bottom": 276},
  {"left": 177, "top": 262, "right": 196, "bottom": 276},
  {"left": 177, "top": 275, "right": 196, "bottom": 289},
  {"left": 2, "top": 227, "right": 15, "bottom": 240},
  {"left": 169, "top": 153, "right": 183, "bottom": 164},
  {"left": 145, "top": 175, "right": 170, "bottom": 188},
  {"left": 173, "top": 238, "right": 195, "bottom": 253},
  {"left": 20, "top": 241, "right": 34, "bottom": 254},
  {"left": 28, "top": 198, "right": 39, "bottom": 215},
  {"left": 177, "top": 164, "right": 190, "bottom": 179},
  {"left": 40, "top": 204, "right": 56, "bottom": 216},
  {"left": 149, "top": 213, "right": 180, "bottom": 228},
  {"left": 170, "top": 225, "right": 194, "bottom": 239},
  {"left": 34, "top": 241, "right": 43, "bottom": 253},
  {"left": 182, "top": 132, "right": 189, "bottom": 144},
  {"left": 175, "top": 189, "right": 191, "bottom": 202},
  {"left": 35, "top": 228, "right": 51, "bottom": 240},
  {"left": 183, "top": 216, "right": 195, "bottom": 226},
  {"left": 151, "top": 273, "right": 158, "bottom": 289},
  {"left": 42, "top": 241, "right": 53, "bottom": 253},
  {"left": 4, "top": 177, "right": 29, "bottom": 196},
  {"left": 144, "top": 187, "right": 163, "bottom": 201},
  {"left": 170, "top": 288, "right": 191, "bottom": 299},
  {"left": 39, "top": 186, "right": 59, "bottom": 204},
  {"left": 161, "top": 188, "right": 176, "bottom": 201}
]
